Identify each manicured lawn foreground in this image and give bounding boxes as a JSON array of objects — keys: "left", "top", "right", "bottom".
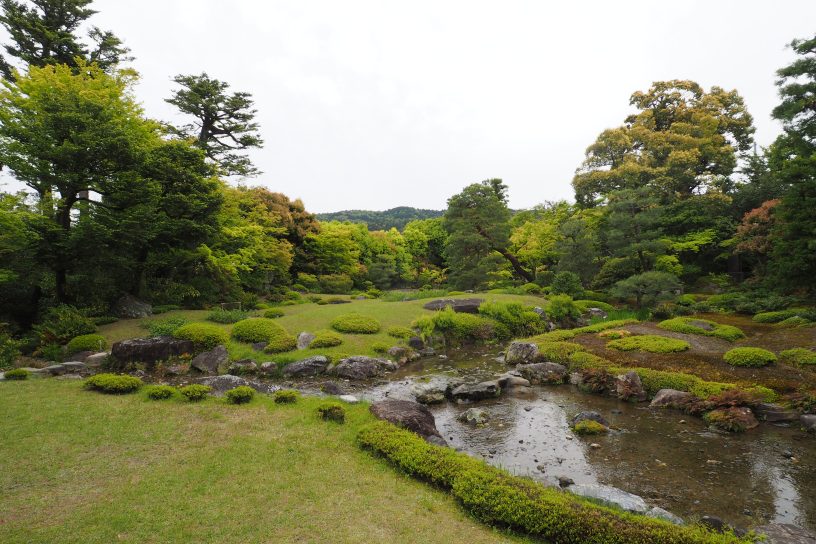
[{"left": 0, "top": 380, "right": 526, "bottom": 544}]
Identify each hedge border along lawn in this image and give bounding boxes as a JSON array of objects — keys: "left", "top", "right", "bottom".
[
  {"left": 357, "top": 421, "right": 750, "bottom": 544},
  {"left": 657, "top": 317, "right": 745, "bottom": 342}
]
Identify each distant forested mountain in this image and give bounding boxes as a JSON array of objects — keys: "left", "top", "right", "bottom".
[{"left": 316, "top": 206, "right": 444, "bottom": 231}]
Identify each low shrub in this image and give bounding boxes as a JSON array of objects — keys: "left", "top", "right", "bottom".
[
  {"left": 309, "top": 330, "right": 343, "bottom": 348},
  {"left": 317, "top": 401, "right": 346, "bottom": 423},
  {"left": 752, "top": 308, "right": 808, "bottom": 323},
  {"left": 225, "top": 385, "right": 255, "bottom": 404},
  {"left": 371, "top": 342, "right": 390, "bottom": 354},
  {"left": 703, "top": 408, "right": 753, "bottom": 433},
  {"left": 520, "top": 282, "right": 542, "bottom": 294},
  {"left": 263, "top": 330, "right": 298, "bottom": 353},
  {"left": 318, "top": 273, "right": 354, "bottom": 294},
  {"left": 232, "top": 318, "right": 287, "bottom": 343},
  {"left": 152, "top": 304, "right": 181, "bottom": 314},
  {"left": 39, "top": 343, "right": 64, "bottom": 362},
  {"left": 206, "top": 308, "right": 249, "bottom": 324},
  {"left": 598, "top": 329, "right": 630, "bottom": 340},
  {"left": 306, "top": 294, "right": 322, "bottom": 303},
  {"left": 273, "top": 389, "right": 299, "bottom": 404},
  {"left": 478, "top": 301, "right": 546, "bottom": 337},
  {"left": 572, "top": 420, "right": 607, "bottom": 435},
  {"left": 607, "top": 334, "right": 690, "bottom": 353},
  {"left": 331, "top": 313, "right": 381, "bottom": 334},
  {"left": 412, "top": 307, "right": 495, "bottom": 345},
  {"left": 545, "top": 295, "right": 582, "bottom": 326},
  {"left": 535, "top": 341, "right": 585, "bottom": 364},
  {"left": 92, "top": 316, "right": 118, "bottom": 326},
  {"left": 574, "top": 300, "right": 615, "bottom": 313},
  {"left": 34, "top": 305, "right": 96, "bottom": 345},
  {"left": 173, "top": 322, "right": 229, "bottom": 350},
  {"left": 775, "top": 316, "right": 812, "bottom": 328},
  {"left": 658, "top": 317, "right": 745, "bottom": 342},
  {"left": 0, "top": 332, "right": 21, "bottom": 370},
  {"left": 358, "top": 421, "right": 747, "bottom": 544},
  {"left": 779, "top": 348, "right": 816, "bottom": 367},
  {"left": 263, "top": 309, "right": 284, "bottom": 319},
  {"left": 551, "top": 271, "right": 584, "bottom": 298},
  {"left": 84, "top": 373, "right": 143, "bottom": 394},
  {"left": 4, "top": 368, "right": 30, "bottom": 380},
  {"left": 386, "top": 326, "right": 414, "bottom": 339},
  {"left": 723, "top": 347, "right": 777, "bottom": 368},
  {"left": 179, "top": 384, "right": 211, "bottom": 402},
  {"left": 144, "top": 384, "right": 176, "bottom": 400},
  {"left": 66, "top": 334, "right": 107, "bottom": 354},
  {"left": 146, "top": 316, "right": 189, "bottom": 337}
]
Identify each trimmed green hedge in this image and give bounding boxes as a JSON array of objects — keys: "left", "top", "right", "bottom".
[
  {"left": 657, "top": 317, "right": 745, "bottom": 342},
  {"left": 231, "top": 318, "right": 286, "bottom": 343},
  {"left": 386, "top": 326, "right": 414, "bottom": 339},
  {"left": 263, "top": 309, "right": 285, "bottom": 319},
  {"left": 144, "top": 384, "right": 176, "bottom": 400},
  {"left": 66, "top": 334, "right": 107, "bottom": 354},
  {"left": 84, "top": 373, "right": 143, "bottom": 394},
  {"left": 225, "top": 385, "right": 255, "bottom": 404},
  {"left": 263, "top": 329, "right": 298, "bottom": 353},
  {"left": 723, "top": 347, "right": 777, "bottom": 368},
  {"left": 206, "top": 308, "right": 249, "bottom": 324},
  {"left": 331, "top": 313, "right": 381, "bottom": 334},
  {"left": 4, "top": 368, "right": 30, "bottom": 380},
  {"left": 309, "top": 330, "right": 343, "bottom": 348},
  {"left": 173, "top": 323, "right": 228, "bottom": 350},
  {"left": 607, "top": 334, "right": 690, "bottom": 353},
  {"left": 179, "top": 384, "right": 211, "bottom": 402},
  {"left": 779, "top": 348, "right": 816, "bottom": 367},
  {"left": 358, "top": 421, "right": 748, "bottom": 544}
]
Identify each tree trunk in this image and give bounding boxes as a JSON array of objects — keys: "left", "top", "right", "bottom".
[
  {"left": 53, "top": 194, "right": 76, "bottom": 303},
  {"left": 495, "top": 247, "right": 535, "bottom": 283}
]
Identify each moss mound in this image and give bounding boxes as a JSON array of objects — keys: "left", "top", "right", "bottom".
[
  {"left": 657, "top": 317, "right": 745, "bottom": 342},
  {"left": 173, "top": 323, "right": 229, "bottom": 350},
  {"left": 607, "top": 334, "right": 690, "bottom": 353},
  {"left": 84, "top": 373, "right": 143, "bottom": 394},
  {"left": 331, "top": 313, "right": 381, "bottom": 334},
  {"left": 309, "top": 330, "right": 343, "bottom": 348},
  {"left": 232, "top": 318, "right": 287, "bottom": 343},
  {"left": 779, "top": 348, "right": 816, "bottom": 367},
  {"left": 572, "top": 420, "right": 608, "bottom": 435},
  {"left": 723, "top": 347, "right": 777, "bottom": 368}
]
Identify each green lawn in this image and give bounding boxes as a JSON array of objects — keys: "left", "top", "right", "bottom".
[
  {"left": 97, "top": 293, "right": 546, "bottom": 362},
  {"left": 0, "top": 379, "right": 531, "bottom": 544}
]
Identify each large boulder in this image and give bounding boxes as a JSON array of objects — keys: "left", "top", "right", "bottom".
[
  {"left": 567, "top": 484, "right": 648, "bottom": 513},
  {"left": 111, "top": 336, "right": 194, "bottom": 366},
  {"left": 195, "top": 375, "right": 278, "bottom": 395},
  {"left": 615, "top": 371, "right": 647, "bottom": 402},
  {"left": 755, "top": 523, "right": 816, "bottom": 544},
  {"left": 228, "top": 359, "right": 258, "bottom": 375},
  {"left": 83, "top": 352, "right": 109, "bottom": 367},
  {"left": 282, "top": 356, "right": 329, "bottom": 378},
  {"left": 113, "top": 294, "right": 153, "bottom": 319},
  {"left": 407, "top": 336, "right": 425, "bottom": 350},
  {"left": 586, "top": 308, "right": 608, "bottom": 319},
  {"left": 800, "top": 414, "right": 816, "bottom": 433},
  {"left": 451, "top": 380, "right": 501, "bottom": 403},
  {"left": 571, "top": 411, "right": 609, "bottom": 427},
  {"left": 458, "top": 407, "right": 489, "bottom": 425},
  {"left": 190, "top": 345, "right": 228, "bottom": 374},
  {"left": 496, "top": 373, "right": 531, "bottom": 389},
  {"left": 412, "top": 383, "right": 447, "bottom": 404},
  {"left": 329, "top": 356, "right": 397, "bottom": 380},
  {"left": 516, "top": 362, "right": 568, "bottom": 385},
  {"left": 369, "top": 400, "right": 445, "bottom": 443},
  {"left": 505, "top": 342, "right": 539, "bottom": 365},
  {"left": 296, "top": 332, "right": 315, "bottom": 350},
  {"left": 753, "top": 403, "right": 800, "bottom": 423},
  {"left": 423, "top": 298, "right": 484, "bottom": 314},
  {"left": 649, "top": 389, "right": 694, "bottom": 409}
]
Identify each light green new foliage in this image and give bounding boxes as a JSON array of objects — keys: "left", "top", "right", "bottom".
[
  {"left": 752, "top": 308, "right": 808, "bottom": 323},
  {"left": 658, "top": 317, "right": 745, "bottom": 342},
  {"left": 386, "top": 326, "right": 414, "bottom": 339},
  {"left": 173, "top": 322, "right": 229, "bottom": 350},
  {"left": 309, "top": 330, "right": 344, "bottom": 348},
  {"left": 779, "top": 348, "right": 816, "bottom": 367},
  {"left": 331, "top": 313, "right": 381, "bottom": 334},
  {"left": 607, "top": 335, "right": 690, "bottom": 353},
  {"left": 723, "top": 347, "right": 777, "bottom": 368},
  {"left": 66, "top": 334, "right": 107, "bottom": 354},
  {"left": 231, "top": 318, "right": 287, "bottom": 343}
]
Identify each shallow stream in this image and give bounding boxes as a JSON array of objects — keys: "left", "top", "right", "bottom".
[{"left": 361, "top": 348, "right": 816, "bottom": 533}]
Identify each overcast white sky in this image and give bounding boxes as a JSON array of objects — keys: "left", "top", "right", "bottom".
[{"left": 4, "top": 1, "right": 816, "bottom": 212}]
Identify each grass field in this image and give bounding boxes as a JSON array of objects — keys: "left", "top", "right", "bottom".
[
  {"left": 0, "top": 379, "right": 531, "bottom": 544},
  {"left": 97, "top": 293, "right": 546, "bottom": 362}
]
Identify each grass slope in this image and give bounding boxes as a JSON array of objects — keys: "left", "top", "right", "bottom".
[{"left": 0, "top": 379, "right": 529, "bottom": 544}]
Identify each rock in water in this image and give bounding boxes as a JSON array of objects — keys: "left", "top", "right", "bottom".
[
  {"left": 516, "top": 362, "right": 568, "bottom": 384},
  {"left": 190, "top": 345, "right": 228, "bottom": 374},
  {"left": 567, "top": 484, "right": 648, "bottom": 513},
  {"left": 755, "top": 523, "right": 816, "bottom": 544},
  {"left": 296, "top": 332, "right": 315, "bottom": 350},
  {"left": 451, "top": 380, "right": 501, "bottom": 402},
  {"left": 329, "top": 356, "right": 397, "bottom": 380},
  {"left": 571, "top": 411, "right": 609, "bottom": 427},
  {"left": 615, "top": 370, "right": 647, "bottom": 402},
  {"left": 113, "top": 294, "right": 153, "bottom": 318},
  {"left": 505, "top": 342, "right": 539, "bottom": 365},
  {"left": 753, "top": 403, "right": 800, "bottom": 423},
  {"left": 369, "top": 400, "right": 446, "bottom": 444},
  {"left": 457, "top": 408, "right": 489, "bottom": 425},
  {"left": 649, "top": 389, "right": 694, "bottom": 409},
  {"left": 800, "top": 414, "right": 816, "bottom": 433},
  {"left": 282, "top": 356, "right": 330, "bottom": 378},
  {"left": 111, "top": 336, "right": 194, "bottom": 366},
  {"left": 412, "top": 383, "right": 447, "bottom": 404}
]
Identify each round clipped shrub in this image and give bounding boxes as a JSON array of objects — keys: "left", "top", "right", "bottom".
[
  {"left": 309, "top": 330, "right": 343, "bottom": 348},
  {"left": 572, "top": 420, "right": 608, "bottom": 435},
  {"left": 606, "top": 335, "right": 690, "bottom": 353},
  {"left": 173, "top": 323, "right": 229, "bottom": 351},
  {"left": 263, "top": 331, "right": 298, "bottom": 354},
  {"left": 66, "top": 334, "right": 108, "bottom": 354},
  {"left": 598, "top": 329, "right": 630, "bottom": 340},
  {"left": 206, "top": 308, "right": 249, "bottom": 324},
  {"left": 273, "top": 389, "right": 299, "bottom": 404},
  {"left": 4, "top": 368, "right": 30, "bottom": 380},
  {"left": 330, "top": 313, "right": 381, "bottom": 334},
  {"left": 84, "top": 373, "right": 143, "bottom": 394},
  {"left": 263, "top": 309, "right": 284, "bottom": 319},
  {"left": 371, "top": 342, "right": 390, "bottom": 354},
  {"left": 225, "top": 385, "right": 255, "bottom": 404},
  {"left": 386, "top": 326, "right": 414, "bottom": 339},
  {"left": 179, "top": 384, "right": 211, "bottom": 402},
  {"left": 144, "top": 384, "right": 176, "bottom": 400},
  {"left": 231, "top": 318, "right": 286, "bottom": 343},
  {"left": 723, "top": 347, "right": 777, "bottom": 368},
  {"left": 658, "top": 317, "right": 745, "bottom": 342},
  {"left": 779, "top": 348, "right": 816, "bottom": 367},
  {"left": 317, "top": 401, "right": 345, "bottom": 423}
]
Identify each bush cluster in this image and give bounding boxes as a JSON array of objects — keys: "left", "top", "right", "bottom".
[
  {"left": 371, "top": 342, "right": 390, "bottom": 354},
  {"left": 4, "top": 368, "right": 30, "bottom": 380},
  {"left": 657, "top": 317, "right": 745, "bottom": 342},
  {"left": 723, "top": 347, "right": 777, "bottom": 368},
  {"left": 412, "top": 308, "right": 496, "bottom": 345},
  {"left": 231, "top": 318, "right": 286, "bottom": 343},
  {"left": 1, "top": 333, "right": 22, "bottom": 370},
  {"left": 545, "top": 295, "right": 582, "bottom": 326},
  {"left": 146, "top": 316, "right": 188, "bottom": 337},
  {"left": 775, "top": 316, "right": 812, "bottom": 328},
  {"left": 263, "top": 330, "right": 298, "bottom": 353},
  {"left": 144, "top": 384, "right": 176, "bottom": 400},
  {"left": 66, "top": 334, "right": 107, "bottom": 354},
  {"left": 263, "top": 309, "right": 284, "bottom": 319},
  {"left": 606, "top": 334, "right": 691, "bottom": 353},
  {"left": 84, "top": 373, "right": 143, "bottom": 394},
  {"left": 179, "top": 384, "right": 211, "bottom": 402},
  {"left": 34, "top": 305, "right": 97, "bottom": 345},
  {"left": 317, "top": 401, "right": 346, "bottom": 423},
  {"left": 386, "top": 326, "right": 414, "bottom": 339},
  {"left": 752, "top": 308, "right": 809, "bottom": 323},
  {"left": 206, "top": 308, "right": 249, "bottom": 324},
  {"left": 92, "top": 316, "right": 118, "bottom": 326},
  {"left": 330, "top": 313, "right": 381, "bottom": 334},
  {"left": 173, "top": 322, "right": 229, "bottom": 350},
  {"left": 779, "top": 348, "right": 816, "bottom": 367},
  {"left": 309, "top": 330, "right": 343, "bottom": 348},
  {"left": 358, "top": 421, "right": 746, "bottom": 544},
  {"left": 225, "top": 385, "right": 255, "bottom": 404},
  {"left": 273, "top": 389, "right": 299, "bottom": 404},
  {"left": 574, "top": 300, "right": 615, "bottom": 313},
  {"left": 477, "top": 301, "right": 546, "bottom": 337},
  {"left": 152, "top": 304, "right": 181, "bottom": 314}
]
